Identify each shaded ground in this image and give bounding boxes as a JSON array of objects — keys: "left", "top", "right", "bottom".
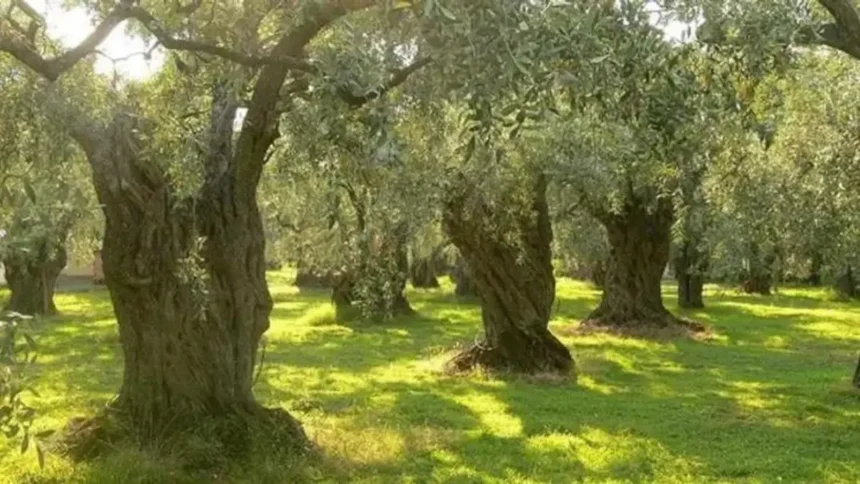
[{"left": 1, "top": 273, "right": 859, "bottom": 483}]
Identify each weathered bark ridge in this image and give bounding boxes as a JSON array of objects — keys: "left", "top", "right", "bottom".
[
  {"left": 444, "top": 175, "right": 573, "bottom": 376},
  {"left": 583, "top": 199, "right": 704, "bottom": 335}
]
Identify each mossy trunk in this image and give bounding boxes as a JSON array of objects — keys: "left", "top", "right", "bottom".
[
  {"left": 444, "top": 175, "right": 572, "bottom": 375},
  {"left": 2, "top": 242, "right": 67, "bottom": 316},
  {"left": 584, "top": 200, "right": 691, "bottom": 331}
]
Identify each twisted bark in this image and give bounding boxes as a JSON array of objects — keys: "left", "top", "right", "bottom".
[
  {"left": 444, "top": 175, "right": 573, "bottom": 375},
  {"left": 584, "top": 199, "right": 701, "bottom": 333}
]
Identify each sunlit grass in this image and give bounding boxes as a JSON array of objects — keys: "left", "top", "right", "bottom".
[{"left": 2, "top": 274, "right": 860, "bottom": 483}]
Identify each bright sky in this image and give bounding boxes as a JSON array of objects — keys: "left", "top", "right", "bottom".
[{"left": 31, "top": 0, "right": 165, "bottom": 80}]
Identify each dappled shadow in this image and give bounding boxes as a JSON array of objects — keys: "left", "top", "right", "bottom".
[{"left": 10, "top": 278, "right": 860, "bottom": 482}]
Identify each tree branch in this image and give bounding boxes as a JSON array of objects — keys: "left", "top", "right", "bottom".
[
  {"left": 0, "top": 0, "right": 136, "bottom": 81},
  {"left": 819, "top": 0, "right": 860, "bottom": 44},
  {"left": 127, "top": 7, "right": 315, "bottom": 71},
  {"left": 811, "top": 1, "right": 860, "bottom": 59},
  {"left": 233, "top": 0, "right": 379, "bottom": 198},
  {"left": 337, "top": 56, "right": 432, "bottom": 107}
]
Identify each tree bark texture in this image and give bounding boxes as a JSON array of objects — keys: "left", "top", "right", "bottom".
[
  {"left": 443, "top": 175, "right": 573, "bottom": 375},
  {"left": 75, "top": 109, "right": 306, "bottom": 449},
  {"left": 675, "top": 240, "right": 707, "bottom": 309},
  {"left": 584, "top": 199, "right": 698, "bottom": 332},
  {"left": 2, "top": 242, "right": 67, "bottom": 316}
]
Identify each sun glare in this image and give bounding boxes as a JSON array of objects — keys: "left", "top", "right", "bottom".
[{"left": 29, "top": 0, "right": 165, "bottom": 80}]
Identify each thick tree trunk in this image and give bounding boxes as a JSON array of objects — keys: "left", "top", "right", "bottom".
[
  {"left": 584, "top": 200, "right": 700, "bottom": 333},
  {"left": 675, "top": 241, "right": 706, "bottom": 309},
  {"left": 62, "top": 106, "right": 308, "bottom": 456},
  {"left": 2, "top": 242, "right": 67, "bottom": 316},
  {"left": 443, "top": 175, "right": 572, "bottom": 375},
  {"left": 410, "top": 257, "right": 440, "bottom": 288}
]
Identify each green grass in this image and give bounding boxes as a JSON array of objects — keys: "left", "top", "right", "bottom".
[{"left": 2, "top": 272, "right": 860, "bottom": 483}]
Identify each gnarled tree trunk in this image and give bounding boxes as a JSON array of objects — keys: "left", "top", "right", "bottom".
[
  {"left": 2, "top": 242, "right": 67, "bottom": 316},
  {"left": 74, "top": 108, "right": 308, "bottom": 451},
  {"left": 584, "top": 199, "right": 696, "bottom": 332},
  {"left": 675, "top": 240, "right": 707, "bottom": 309},
  {"left": 443, "top": 175, "right": 572, "bottom": 375}
]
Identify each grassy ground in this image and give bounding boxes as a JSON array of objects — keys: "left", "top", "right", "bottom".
[{"left": 1, "top": 272, "right": 859, "bottom": 483}]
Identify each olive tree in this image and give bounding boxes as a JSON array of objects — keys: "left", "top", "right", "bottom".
[{"left": 0, "top": 0, "right": 431, "bottom": 450}]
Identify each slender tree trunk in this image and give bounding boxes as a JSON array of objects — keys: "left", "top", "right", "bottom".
[
  {"left": 2, "top": 242, "right": 67, "bottom": 316},
  {"left": 444, "top": 175, "right": 572, "bottom": 375},
  {"left": 675, "top": 240, "right": 706, "bottom": 309},
  {"left": 584, "top": 200, "right": 698, "bottom": 332}
]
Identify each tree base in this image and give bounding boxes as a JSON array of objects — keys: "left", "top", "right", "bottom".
[
  {"left": 578, "top": 309, "right": 708, "bottom": 339},
  {"left": 445, "top": 339, "right": 573, "bottom": 378},
  {"left": 59, "top": 403, "right": 310, "bottom": 469}
]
